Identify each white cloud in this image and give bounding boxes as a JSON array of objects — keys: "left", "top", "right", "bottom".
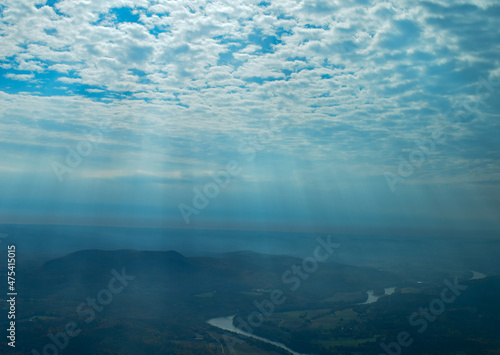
[
  {"left": 0, "top": 0, "right": 498, "bottom": 189},
  {"left": 5, "top": 73, "right": 35, "bottom": 81}
]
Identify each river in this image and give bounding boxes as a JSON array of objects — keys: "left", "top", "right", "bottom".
[
  {"left": 359, "top": 287, "right": 396, "bottom": 305},
  {"left": 207, "top": 314, "right": 307, "bottom": 355},
  {"left": 208, "top": 272, "right": 489, "bottom": 351},
  {"left": 469, "top": 271, "right": 486, "bottom": 280},
  {"left": 208, "top": 287, "right": 398, "bottom": 353}
]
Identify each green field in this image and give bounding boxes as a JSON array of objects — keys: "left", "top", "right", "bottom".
[
  {"left": 266, "top": 307, "right": 360, "bottom": 330},
  {"left": 314, "top": 335, "right": 380, "bottom": 348}
]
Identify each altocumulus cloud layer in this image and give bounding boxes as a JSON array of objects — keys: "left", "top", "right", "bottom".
[{"left": 0, "top": 0, "right": 499, "bottom": 232}]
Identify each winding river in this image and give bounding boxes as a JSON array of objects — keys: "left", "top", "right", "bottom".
[
  {"left": 359, "top": 286, "right": 396, "bottom": 305},
  {"left": 207, "top": 289, "right": 396, "bottom": 354},
  {"left": 207, "top": 315, "right": 306, "bottom": 355},
  {"left": 207, "top": 288, "right": 397, "bottom": 354},
  {"left": 207, "top": 275, "right": 486, "bottom": 353}
]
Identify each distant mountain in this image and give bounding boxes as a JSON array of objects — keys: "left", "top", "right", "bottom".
[
  {"left": 11, "top": 249, "right": 498, "bottom": 355},
  {"left": 19, "top": 249, "right": 405, "bottom": 303},
  {"left": 41, "top": 249, "right": 191, "bottom": 274}
]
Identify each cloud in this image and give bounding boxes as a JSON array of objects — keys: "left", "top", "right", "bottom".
[
  {"left": 0, "top": 0, "right": 498, "bottom": 228},
  {"left": 5, "top": 73, "right": 35, "bottom": 81}
]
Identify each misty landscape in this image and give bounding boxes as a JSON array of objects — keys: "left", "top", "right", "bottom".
[{"left": 1, "top": 225, "right": 500, "bottom": 354}]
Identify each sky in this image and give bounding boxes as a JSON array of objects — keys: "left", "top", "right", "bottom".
[{"left": 0, "top": 0, "right": 499, "bottom": 235}]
